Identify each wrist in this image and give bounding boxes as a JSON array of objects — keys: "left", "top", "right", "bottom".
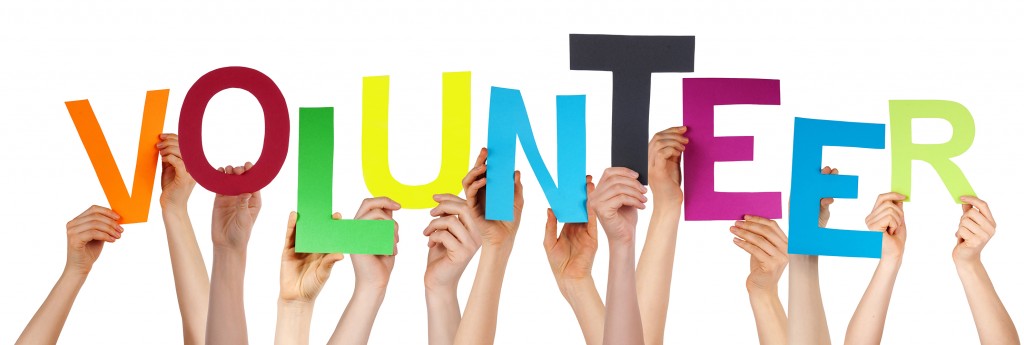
[
  {"left": 482, "top": 240, "right": 515, "bottom": 257},
  {"left": 557, "top": 276, "right": 596, "bottom": 301},
  {"left": 954, "top": 258, "right": 983, "bottom": 273},
  {"left": 278, "top": 298, "right": 315, "bottom": 314},
  {"left": 652, "top": 190, "right": 683, "bottom": 205},
  {"left": 746, "top": 283, "right": 779, "bottom": 297},
  {"left": 352, "top": 284, "right": 388, "bottom": 305},
  {"left": 60, "top": 266, "right": 91, "bottom": 283}
]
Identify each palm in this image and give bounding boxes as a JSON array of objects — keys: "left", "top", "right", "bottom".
[
  {"left": 69, "top": 239, "right": 105, "bottom": 272},
  {"left": 281, "top": 253, "right": 330, "bottom": 302},
  {"left": 425, "top": 244, "right": 464, "bottom": 287},
  {"left": 352, "top": 255, "right": 395, "bottom": 289},
  {"left": 467, "top": 180, "right": 522, "bottom": 246},
  {"left": 747, "top": 258, "right": 778, "bottom": 291},
  {"left": 212, "top": 194, "right": 260, "bottom": 248},
  {"left": 548, "top": 224, "right": 598, "bottom": 280}
]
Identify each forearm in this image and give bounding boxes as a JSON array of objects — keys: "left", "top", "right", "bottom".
[
  {"left": 206, "top": 249, "right": 248, "bottom": 345},
  {"left": 16, "top": 270, "right": 88, "bottom": 345},
  {"left": 636, "top": 203, "right": 681, "bottom": 345},
  {"left": 454, "top": 244, "right": 513, "bottom": 345},
  {"left": 845, "top": 259, "right": 901, "bottom": 345},
  {"left": 275, "top": 300, "right": 314, "bottom": 345},
  {"left": 749, "top": 288, "right": 787, "bottom": 345},
  {"left": 162, "top": 207, "right": 210, "bottom": 345},
  {"left": 560, "top": 278, "right": 606, "bottom": 345},
  {"left": 328, "top": 285, "right": 387, "bottom": 345},
  {"left": 788, "top": 255, "right": 830, "bottom": 345},
  {"left": 425, "top": 285, "right": 461, "bottom": 345},
  {"left": 604, "top": 241, "right": 644, "bottom": 345},
  {"left": 956, "top": 260, "right": 1020, "bottom": 345}
]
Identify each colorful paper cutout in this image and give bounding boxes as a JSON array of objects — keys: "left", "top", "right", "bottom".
[
  {"left": 66, "top": 90, "right": 169, "bottom": 224},
  {"left": 362, "top": 72, "right": 471, "bottom": 209},
  {"left": 297, "top": 107, "right": 396, "bottom": 254},
  {"left": 569, "top": 34, "right": 696, "bottom": 184},
  {"left": 485, "top": 87, "right": 587, "bottom": 222},
  {"left": 682, "top": 78, "right": 782, "bottom": 221},
  {"left": 789, "top": 118, "right": 886, "bottom": 258},
  {"left": 178, "top": 66, "right": 289, "bottom": 196},
  {"left": 890, "top": 100, "right": 976, "bottom": 203}
]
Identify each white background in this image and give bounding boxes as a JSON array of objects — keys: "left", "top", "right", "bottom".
[{"left": 1, "top": 0, "right": 1022, "bottom": 344}]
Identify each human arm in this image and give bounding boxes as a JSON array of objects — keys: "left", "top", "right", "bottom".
[
  {"left": 157, "top": 133, "right": 209, "bottom": 345},
  {"left": 275, "top": 211, "right": 345, "bottom": 345},
  {"left": 789, "top": 166, "right": 837, "bottom": 345},
  {"left": 844, "top": 192, "right": 906, "bottom": 345},
  {"left": 16, "top": 206, "right": 123, "bottom": 345},
  {"left": 732, "top": 216, "right": 788, "bottom": 345},
  {"left": 954, "top": 196, "right": 1020, "bottom": 345},
  {"left": 636, "top": 126, "right": 686, "bottom": 345}
]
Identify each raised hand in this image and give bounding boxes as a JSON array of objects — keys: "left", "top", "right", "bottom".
[
  {"left": 732, "top": 216, "right": 788, "bottom": 293},
  {"left": 349, "top": 197, "right": 401, "bottom": 290},
  {"left": 424, "top": 193, "right": 481, "bottom": 345},
  {"left": 211, "top": 163, "right": 262, "bottom": 252},
  {"left": 425, "top": 193, "right": 481, "bottom": 291},
  {"left": 207, "top": 164, "right": 262, "bottom": 345},
  {"left": 327, "top": 197, "right": 401, "bottom": 345},
  {"left": 158, "top": 133, "right": 208, "bottom": 345},
  {"left": 65, "top": 205, "right": 123, "bottom": 274},
  {"left": 544, "top": 176, "right": 598, "bottom": 286},
  {"left": 954, "top": 196, "right": 996, "bottom": 265},
  {"left": 17, "top": 206, "right": 123, "bottom": 345},
  {"left": 158, "top": 133, "right": 195, "bottom": 209},
  {"left": 463, "top": 148, "right": 523, "bottom": 248},
  {"left": 951, "top": 196, "right": 1020, "bottom": 345},
  {"left": 591, "top": 167, "right": 647, "bottom": 244},
  {"left": 453, "top": 147, "right": 524, "bottom": 345},
  {"left": 647, "top": 126, "right": 687, "bottom": 202},
  {"left": 591, "top": 167, "right": 647, "bottom": 345},
  {"left": 544, "top": 176, "right": 605, "bottom": 345},
  {"left": 734, "top": 215, "right": 789, "bottom": 345},
  {"left": 276, "top": 212, "right": 345, "bottom": 345},
  {"left": 845, "top": 192, "right": 908, "bottom": 345},
  {"left": 638, "top": 127, "right": 687, "bottom": 345},
  {"left": 279, "top": 212, "right": 345, "bottom": 304},
  {"left": 864, "top": 192, "right": 907, "bottom": 262}
]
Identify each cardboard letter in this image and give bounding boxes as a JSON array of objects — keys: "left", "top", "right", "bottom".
[
  {"left": 569, "top": 34, "right": 695, "bottom": 184},
  {"left": 485, "top": 87, "right": 587, "bottom": 222},
  {"left": 66, "top": 89, "right": 168, "bottom": 224},
  {"left": 297, "top": 107, "right": 396, "bottom": 254},
  {"left": 682, "top": 78, "right": 782, "bottom": 220},
  {"left": 789, "top": 118, "right": 886, "bottom": 258},
  {"left": 890, "top": 100, "right": 975, "bottom": 203},
  {"left": 178, "top": 66, "right": 289, "bottom": 196},
  {"left": 362, "top": 72, "right": 471, "bottom": 209}
]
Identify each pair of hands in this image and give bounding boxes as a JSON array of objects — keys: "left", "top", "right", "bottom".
[
  {"left": 279, "top": 198, "right": 401, "bottom": 305},
  {"left": 422, "top": 148, "right": 523, "bottom": 291}
]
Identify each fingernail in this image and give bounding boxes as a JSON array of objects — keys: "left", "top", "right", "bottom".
[
  {"left": 730, "top": 227, "right": 738, "bottom": 233},
  {"left": 743, "top": 215, "right": 751, "bottom": 220},
  {"left": 733, "top": 237, "right": 741, "bottom": 243}
]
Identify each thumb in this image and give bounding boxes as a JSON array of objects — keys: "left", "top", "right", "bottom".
[{"left": 544, "top": 208, "right": 557, "bottom": 249}]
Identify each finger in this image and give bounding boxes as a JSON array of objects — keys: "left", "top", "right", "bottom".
[
  {"left": 76, "top": 205, "right": 121, "bottom": 222},
  {"left": 428, "top": 230, "right": 460, "bottom": 251},
  {"left": 733, "top": 237, "right": 771, "bottom": 262},
  {"left": 462, "top": 163, "right": 487, "bottom": 191},
  {"left": 73, "top": 220, "right": 121, "bottom": 240},
  {"left": 332, "top": 212, "right": 342, "bottom": 220},
  {"left": 737, "top": 218, "right": 787, "bottom": 247},
  {"left": 960, "top": 196, "right": 994, "bottom": 224},
  {"left": 600, "top": 175, "right": 647, "bottom": 195},
  {"left": 161, "top": 154, "right": 187, "bottom": 172},
  {"left": 79, "top": 229, "right": 117, "bottom": 243},
  {"left": 598, "top": 167, "right": 640, "bottom": 185},
  {"left": 607, "top": 194, "right": 647, "bottom": 210},
  {"left": 956, "top": 226, "right": 976, "bottom": 243},
  {"left": 357, "top": 197, "right": 402, "bottom": 219},
  {"left": 284, "top": 211, "right": 297, "bottom": 250},
  {"left": 872, "top": 192, "right": 907, "bottom": 210},
  {"left": 159, "top": 133, "right": 178, "bottom": 141},
  {"left": 68, "top": 213, "right": 123, "bottom": 232},
  {"left": 466, "top": 178, "right": 487, "bottom": 201},
  {"left": 821, "top": 166, "right": 832, "bottom": 174},
  {"left": 359, "top": 209, "right": 391, "bottom": 221},
  {"left": 430, "top": 196, "right": 470, "bottom": 218},
  {"left": 544, "top": 208, "right": 558, "bottom": 250},
  {"left": 598, "top": 184, "right": 649, "bottom": 204},
  {"left": 964, "top": 208, "right": 994, "bottom": 230},
  {"left": 820, "top": 198, "right": 835, "bottom": 207},
  {"left": 428, "top": 216, "right": 472, "bottom": 245},
  {"left": 960, "top": 216, "right": 983, "bottom": 236},
  {"left": 731, "top": 226, "right": 782, "bottom": 257},
  {"left": 232, "top": 165, "right": 246, "bottom": 175}
]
